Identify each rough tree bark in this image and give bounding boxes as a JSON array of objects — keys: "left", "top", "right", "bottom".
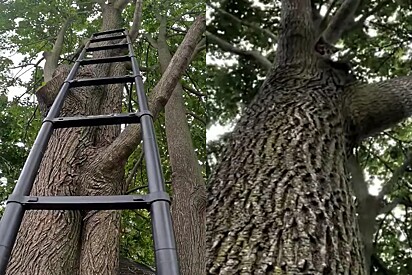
[
  {"left": 5, "top": 0, "right": 205, "bottom": 274},
  {"left": 207, "top": 0, "right": 412, "bottom": 274},
  {"left": 156, "top": 16, "right": 207, "bottom": 275}
]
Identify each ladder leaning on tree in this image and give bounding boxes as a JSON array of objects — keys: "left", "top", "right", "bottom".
[{"left": 0, "top": 28, "right": 180, "bottom": 275}]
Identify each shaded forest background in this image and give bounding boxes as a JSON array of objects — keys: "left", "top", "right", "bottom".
[{"left": 207, "top": 0, "right": 412, "bottom": 273}]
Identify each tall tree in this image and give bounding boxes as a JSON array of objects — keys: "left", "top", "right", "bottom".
[
  {"left": 0, "top": 0, "right": 205, "bottom": 274},
  {"left": 207, "top": 0, "right": 412, "bottom": 274}
]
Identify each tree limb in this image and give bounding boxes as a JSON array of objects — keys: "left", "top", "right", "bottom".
[
  {"left": 144, "top": 33, "right": 158, "bottom": 48},
  {"left": 377, "top": 150, "right": 412, "bottom": 201},
  {"left": 207, "top": 2, "right": 277, "bottom": 41},
  {"left": 128, "top": 0, "right": 143, "bottom": 41},
  {"left": 322, "top": 0, "right": 361, "bottom": 44},
  {"left": 207, "top": 31, "right": 271, "bottom": 71},
  {"left": 186, "top": 111, "right": 206, "bottom": 125},
  {"left": 93, "top": 15, "right": 206, "bottom": 172},
  {"left": 191, "top": 37, "right": 206, "bottom": 61},
  {"left": 344, "top": 76, "right": 412, "bottom": 142},
  {"left": 125, "top": 152, "right": 144, "bottom": 188},
  {"left": 183, "top": 84, "right": 205, "bottom": 98},
  {"left": 43, "top": 18, "right": 73, "bottom": 82},
  {"left": 319, "top": 0, "right": 338, "bottom": 34}
]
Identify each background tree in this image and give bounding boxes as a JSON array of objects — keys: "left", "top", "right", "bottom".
[
  {"left": 207, "top": 0, "right": 412, "bottom": 274},
  {"left": 0, "top": 0, "right": 205, "bottom": 274}
]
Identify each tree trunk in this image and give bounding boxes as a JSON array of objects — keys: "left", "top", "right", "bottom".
[
  {"left": 207, "top": 72, "right": 365, "bottom": 274},
  {"left": 207, "top": 1, "right": 366, "bottom": 273},
  {"left": 156, "top": 17, "right": 207, "bottom": 275},
  {"left": 6, "top": 3, "right": 127, "bottom": 275}
]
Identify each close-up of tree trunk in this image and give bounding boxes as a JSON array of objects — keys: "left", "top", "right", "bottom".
[{"left": 207, "top": 0, "right": 412, "bottom": 274}]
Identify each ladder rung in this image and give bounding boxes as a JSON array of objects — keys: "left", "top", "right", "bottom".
[
  {"left": 90, "top": 34, "right": 126, "bottom": 43},
  {"left": 69, "top": 75, "right": 134, "bottom": 87},
  {"left": 93, "top": 28, "right": 125, "bottom": 36},
  {"left": 51, "top": 113, "right": 141, "bottom": 128},
  {"left": 80, "top": 55, "right": 130, "bottom": 65},
  {"left": 86, "top": 43, "right": 129, "bottom": 52},
  {"left": 9, "top": 195, "right": 150, "bottom": 210}
]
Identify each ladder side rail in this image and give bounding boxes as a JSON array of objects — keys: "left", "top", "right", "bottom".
[
  {"left": 0, "top": 40, "right": 91, "bottom": 275},
  {"left": 125, "top": 31, "right": 181, "bottom": 275}
]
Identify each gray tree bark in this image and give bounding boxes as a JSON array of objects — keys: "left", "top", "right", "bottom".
[{"left": 207, "top": 0, "right": 371, "bottom": 274}]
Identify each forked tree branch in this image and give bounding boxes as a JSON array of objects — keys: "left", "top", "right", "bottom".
[
  {"left": 93, "top": 15, "right": 206, "bottom": 172},
  {"left": 129, "top": 0, "right": 143, "bottom": 41},
  {"left": 322, "top": 0, "right": 361, "bottom": 44}
]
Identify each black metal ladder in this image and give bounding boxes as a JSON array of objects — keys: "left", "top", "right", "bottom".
[{"left": 0, "top": 28, "right": 180, "bottom": 275}]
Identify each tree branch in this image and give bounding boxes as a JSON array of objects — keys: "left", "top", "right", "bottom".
[
  {"left": 348, "top": 0, "right": 391, "bottom": 31},
  {"left": 346, "top": 154, "right": 369, "bottom": 201},
  {"left": 377, "top": 150, "right": 412, "bottom": 200},
  {"left": 43, "top": 18, "right": 73, "bottom": 82},
  {"left": 93, "top": 15, "right": 206, "bottom": 172},
  {"left": 144, "top": 33, "right": 158, "bottom": 48},
  {"left": 186, "top": 111, "right": 206, "bottom": 125},
  {"left": 275, "top": 0, "right": 315, "bottom": 67},
  {"left": 322, "top": 0, "right": 361, "bottom": 44},
  {"left": 128, "top": 0, "right": 143, "bottom": 41},
  {"left": 183, "top": 84, "right": 205, "bottom": 97},
  {"left": 114, "top": 0, "right": 131, "bottom": 10},
  {"left": 206, "top": 31, "right": 271, "bottom": 71},
  {"left": 344, "top": 76, "right": 412, "bottom": 142},
  {"left": 125, "top": 152, "right": 144, "bottom": 188},
  {"left": 319, "top": 0, "right": 338, "bottom": 34},
  {"left": 207, "top": 2, "right": 277, "bottom": 41},
  {"left": 191, "top": 37, "right": 206, "bottom": 61}
]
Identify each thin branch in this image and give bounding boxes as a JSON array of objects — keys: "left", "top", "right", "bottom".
[
  {"left": 207, "top": 31, "right": 271, "bottom": 71},
  {"left": 379, "top": 197, "right": 403, "bottom": 215},
  {"left": 319, "top": 0, "right": 338, "bottom": 33},
  {"left": 126, "top": 185, "right": 148, "bottom": 194},
  {"left": 183, "top": 84, "right": 206, "bottom": 97},
  {"left": 125, "top": 152, "right": 144, "bottom": 187},
  {"left": 144, "top": 33, "right": 158, "bottom": 48},
  {"left": 323, "top": 0, "right": 361, "bottom": 44},
  {"left": 186, "top": 111, "right": 206, "bottom": 125},
  {"left": 128, "top": 0, "right": 143, "bottom": 41},
  {"left": 191, "top": 37, "right": 206, "bottom": 61},
  {"left": 377, "top": 150, "right": 412, "bottom": 200},
  {"left": 207, "top": 2, "right": 277, "bottom": 41},
  {"left": 362, "top": 145, "right": 394, "bottom": 173}
]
